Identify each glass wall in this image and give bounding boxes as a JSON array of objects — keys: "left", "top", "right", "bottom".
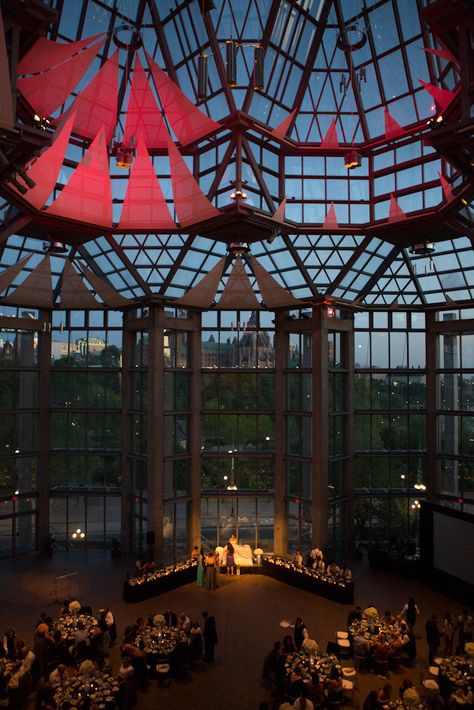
[
  {"left": 437, "top": 320, "right": 474, "bottom": 511},
  {"left": 49, "top": 310, "right": 123, "bottom": 548},
  {"left": 201, "top": 311, "right": 275, "bottom": 551},
  {"left": 285, "top": 331, "right": 312, "bottom": 552},
  {"left": 354, "top": 311, "right": 427, "bottom": 549},
  {"left": 0, "top": 324, "right": 38, "bottom": 556}
]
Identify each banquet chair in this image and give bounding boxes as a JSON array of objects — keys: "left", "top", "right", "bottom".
[
  {"left": 337, "top": 638, "right": 351, "bottom": 660},
  {"left": 156, "top": 662, "right": 171, "bottom": 687}
]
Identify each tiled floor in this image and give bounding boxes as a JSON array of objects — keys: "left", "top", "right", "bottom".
[{"left": 0, "top": 551, "right": 465, "bottom": 709}]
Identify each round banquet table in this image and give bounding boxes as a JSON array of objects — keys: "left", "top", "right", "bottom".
[
  {"left": 54, "top": 613, "right": 99, "bottom": 642},
  {"left": 438, "top": 655, "right": 474, "bottom": 695},
  {"left": 349, "top": 617, "right": 403, "bottom": 647},
  {"left": 131, "top": 625, "right": 189, "bottom": 660},
  {"left": 284, "top": 652, "right": 341, "bottom": 684},
  {"left": 53, "top": 670, "right": 120, "bottom": 708}
]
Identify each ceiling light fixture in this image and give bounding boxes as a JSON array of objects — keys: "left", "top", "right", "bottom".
[
  {"left": 409, "top": 242, "right": 435, "bottom": 256},
  {"left": 344, "top": 149, "right": 361, "bottom": 169},
  {"left": 254, "top": 44, "right": 264, "bottom": 91},
  {"left": 226, "top": 40, "right": 237, "bottom": 87},
  {"left": 197, "top": 53, "right": 209, "bottom": 100},
  {"left": 230, "top": 188, "right": 247, "bottom": 201}
]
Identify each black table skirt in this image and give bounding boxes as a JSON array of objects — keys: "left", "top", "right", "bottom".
[
  {"left": 123, "top": 561, "right": 353, "bottom": 604},
  {"left": 262, "top": 560, "right": 354, "bottom": 604}
]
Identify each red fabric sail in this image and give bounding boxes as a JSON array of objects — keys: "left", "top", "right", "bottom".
[
  {"left": 123, "top": 55, "right": 168, "bottom": 150},
  {"left": 17, "top": 38, "right": 104, "bottom": 118},
  {"left": 384, "top": 109, "right": 404, "bottom": 140},
  {"left": 422, "top": 46, "right": 459, "bottom": 66},
  {"left": 320, "top": 118, "right": 339, "bottom": 148},
  {"left": 56, "top": 51, "right": 118, "bottom": 143},
  {"left": 47, "top": 126, "right": 112, "bottom": 227},
  {"left": 271, "top": 110, "right": 296, "bottom": 141},
  {"left": 18, "top": 32, "right": 105, "bottom": 75},
  {"left": 12, "top": 112, "right": 75, "bottom": 209},
  {"left": 323, "top": 203, "right": 339, "bottom": 230},
  {"left": 388, "top": 194, "right": 407, "bottom": 222},
  {"left": 119, "top": 136, "right": 176, "bottom": 231},
  {"left": 418, "top": 79, "right": 456, "bottom": 111},
  {"left": 167, "top": 136, "right": 220, "bottom": 228},
  {"left": 147, "top": 52, "right": 220, "bottom": 146}
]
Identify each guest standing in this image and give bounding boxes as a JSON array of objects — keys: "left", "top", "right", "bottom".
[
  {"left": 401, "top": 597, "right": 420, "bottom": 630},
  {"left": 425, "top": 614, "right": 441, "bottom": 665},
  {"left": 457, "top": 609, "right": 473, "bottom": 653},
  {"left": 196, "top": 547, "right": 205, "bottom": 588},
  {"left": 442, "top": 612, "right": 455, "bottom": 656},
  {"left": 104, "top": 607, "right": 117, "bottom": 647},
  {"left": 294, "top": 617, "right": 308, "bottom": 651},
  {"left": 204, "top": 548, "right": 219, "bottom": 591},
  {"left": 202, "top": 611, "right": 218, "bottom": 662}
]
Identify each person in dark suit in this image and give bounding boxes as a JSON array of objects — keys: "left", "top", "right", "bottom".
[
  {"left": 164, "top": 608, "right": 178, "bottom": 628},
  {"left": 202, "top": 611, "right": 218, "bottom": 662}
]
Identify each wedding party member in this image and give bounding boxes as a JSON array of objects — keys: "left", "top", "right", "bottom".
[
  {"left": 225, "top": 542, "right": 235, "bottom": 576},
  {"left": 196, "top": 547, "right": 205, "bottom": 588},
  {"left": 457, "top": 609, "right": 473, "bottom": 652},
  {"left": 292, "top": 550, "right": 303, "bottom": 566},
  {"left": 202, "top": 611, "right": 218, "bottom": 662},
  {"left": 104, "top": 607, "right": 117, "bottom": 647},
  {"left": 204, "top": 548, "right": 219, "bottom": 591}
]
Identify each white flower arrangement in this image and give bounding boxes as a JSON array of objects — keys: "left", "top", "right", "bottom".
[
  {"left": 363, "top": 606, "right": 378, "bottom": 621},
  {"left": 154, "top": 614, "right": 165, "bottom": 626},
  {"left": 302, "top": 638, "right": 319, "bottom": 655},
  {"left": 68, "top": 600, "right": 81, "bottom": 613},
  {"left": 465, "top": 641, "right": 474, "bottom": 657},
  {"left": 403, "top": 688, "right": 420, "bottom": 706}
]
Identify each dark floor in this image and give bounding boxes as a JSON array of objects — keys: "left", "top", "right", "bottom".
[{"left": 0, "top": 551, "right": 465, "bottom": 709}]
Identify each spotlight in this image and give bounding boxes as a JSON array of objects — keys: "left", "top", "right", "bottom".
[
  {"left": 409, "top": 242, "right": 435, "bottom": 255},
  {"left": 197, "top": 53, "right": 208, "bottom": 100},
  {"left": 230, "top": 189, "right": 247, "bottom": 201},
  {"left": 116, "top": 148, "right": 134, "bottom": 169},
  {"left": 226, "top": 40, "right": 237, "bottom": 87},
  {"left": 327, "top": 306, "right": 336, "bottom": 318},
  {"left": 254, "top": 44, "right": 264, "bottom": 91},
  {"left": 47, "top": 241, "right": 68, "bottom": 254},
  {"left": 7, "top": 176, "right": 28, "bottom": 194},
  {"left": 344, "top": 150, "right": 361, "bottom": 169},
  {"left": 426, "top": 115, "right": 444, "bottom": 129},
  {"left": 228, "top": 242, "right": 250, "bottom": 254}
]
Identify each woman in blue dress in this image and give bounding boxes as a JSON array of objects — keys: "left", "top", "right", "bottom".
[{"left": 196, "top": 547, "right": 205, "bottom": 588}]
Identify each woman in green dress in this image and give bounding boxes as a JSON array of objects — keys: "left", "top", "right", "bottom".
[{"left": 196, "top": 546, "right": 205, "bottom": 588}]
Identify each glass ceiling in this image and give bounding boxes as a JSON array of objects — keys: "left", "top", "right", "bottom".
[{"left": 0, "top": 0, "right": 472, "bottom": 309}]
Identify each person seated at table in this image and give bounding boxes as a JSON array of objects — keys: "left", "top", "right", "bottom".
[
  {"left": 327, "top": 668, "right": 344, "bottom": 704},
  {"left": 373, "top": 636, "right": 390, "bottom": 671},
  {"left": 382, "top": 610, "right": 394, "bottom": 626},
  {"left": 347, "top": 606, "right": 362, "bottom": 627},
  {"left": 363, "top": 690, "right": 380, "bottom": 710},
  {"left": 353, "top": 632, "right": 370, "bottom": 661},
  {"left": 164, "top": 607, "right": 178, "bottom": 628},
  {"left": 49, "top": 663, "right": 68, "bottom": 687},
  {"left": 292, "top": 550, "right": 303, "bottom": 567},
  {"left": 178, "top": 612, "right": 191, "bottom": 633},
  {"left": 282, "top": 635, "right": 296, "bottom": 655},
  {"left": 117, "top": 657, "right": 137, "bottom": 708},
  {"left": 289, "top": 665, "right": 306, "bottom": 701},
  {"left": 377, "top": 682, "right": 392, "bottom": 706},
  {"left": 312, "top": 558, "right": 325, "bottom": 574},
  {"left": 294, "top": 695, "right": 315, "bottom": 710},
  {"left": 306, "top": 671, "right": 326, "bottom": 708},
  {"left": 326, "top": 561, "right": 341, "bottom": 577},
  {"left": 341, "top": 565, "right": 352, "bottom": 582},
  {"left": 451, "top": 683, "right": 474, "bottom": 706},
  {"left": 191, "top": 545, "right": 200, "bottom": 560},
  {"left": 2, "top": 625, "right": 16, "bottom": 658}
]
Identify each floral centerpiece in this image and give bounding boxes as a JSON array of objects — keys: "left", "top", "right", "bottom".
[
  {"left": 68, "top": 600, "right": 81, "bottom": 614},
  {"left": 403, "top": 687, "right": 420, "bottom": 708},
  {"left": 302, "top": 638, "right": 319, "bottom": 656},
  {"left": 465, "top": 642, "right": 474, "bottom": 658},
  {"left": 363, "top": 607, "right": 378, "bottom": 621}
]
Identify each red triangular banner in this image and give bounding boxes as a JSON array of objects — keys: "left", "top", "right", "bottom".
[
  {"left": 119, "top": 136, "right": 176, "bottom": 231},
  {"left": 11, "top": 112, "right": 75, "bottom": 209},
  {"left": 320, "top": 118, "right": 339, "bottom": 148},
  {"left": 418, "top": 79, "right": 456, "bottom": 111},
  {"left": 18, "top": 32, "right": 105, "bottom": 75},
  {"left": 272, "top": 197, "right": 287, "bottom": 222},
  {"left": 57, "top": 51, "right": 119, "bottom": 143},
  {"left": 271, "top": 110, "right": 296, "bottom": 141},
  {"left": 323, "top": 203, "right": 339, "bottom": 230},
  {"left": 422, "top": 46, "right": 459, "bottom": 66},
  {"left": 17, "top": 38, "right": 104, "bottom": 118},
  {"left": 146, "top": 52, "right": 220, "bottom": 147},
  {"left": 388, "top": 194, "right": 407, "bottom": 222},
  {"left": 438, "top": 172, "right": 454, "bottom": 201},
  {"left": 167, "top": 136, "right": 221, "bottom": 228},
  {"left": 47, "top": 126, "right": 112, "bottom": 227},
  {"left": 384, "top": 109, "right": 404, "bottom": 140},
  {"left": 122, "top": 54, "right": 169, "bottom": 150}
]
